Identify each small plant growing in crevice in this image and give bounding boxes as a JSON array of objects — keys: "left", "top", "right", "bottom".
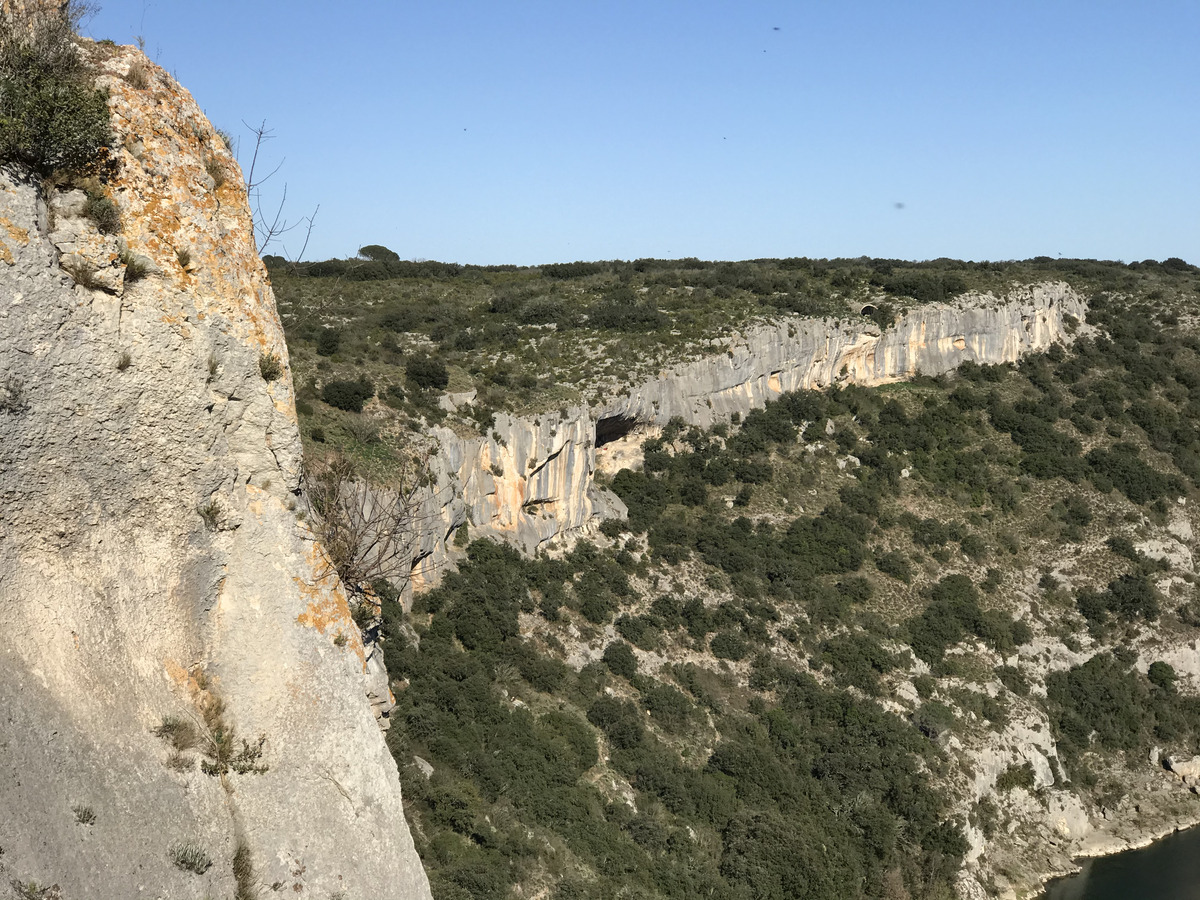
[
  {"left": 166, "top": 750, "right": 194, "bottom": 771},
  {"left": 154, "top": 715, "right": 199, "bottom": 751},
  {"left": 116, "top": 350, "right": 131, "bottom": 371},
  {"left": 195, "top": 688, "right": 269, "bottom": 778},
  {"left": 258, "top": 351, "right": 283, "bottom": 382},
  {"left": 201, "top": 731, "right": 268, "bottom": 777},
  {"left": 72, "top": 804, "right": 96, "bottom": 825},
  {"left": 197, "top": 499, "right": 220, "bottom": 531},
  {"left": 170, "top": 841, "right": 212, "bottom": 874},
  {"left": 123, "top": 60, "right": 149, "bottom": 89},
  {"left": 207, "top": 353, "right": 219, "bottom": 381},
  {"left": 204, "top": 155, "right": 226, "bottom": 190},
  {"left": 62, "top": 257, "right": 103, "bottom": 290},
  {"left": 0, "top": 375, "right": 29, "bottom": 414},
  {"left": 119, "top": 249, "right": 150, "bottom": 281},
  {"left": 175, "top": 247, "right": 191, "bottom": 270},
  {"left": 233, "top": 840, "right": 259, "bottom": 900},
  {"left": 84, "top": 190, "right": 120, "bottom": 233}
]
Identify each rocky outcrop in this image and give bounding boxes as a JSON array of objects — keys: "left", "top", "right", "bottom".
[
  {"left": 408, "top": 407, "right": 626, "bottom": 590},
  {"left": 0, "top": 43, "right": 429, "bottom": 899},
  {"left": 595, "top": 283, "right": 1086, "bottom": 469},
  {"left": 403, "top": 284, "right": 1086, "bottom": 586}
]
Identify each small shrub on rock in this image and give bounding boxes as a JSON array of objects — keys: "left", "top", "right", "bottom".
[
  {"left": 0, "top": 3, "right": 114, "bottom": 178},
  {"left": 258, "top": 351, "right": 283, "bottom": 382},
  {"left": 170, "top": 841, "right": 212, "bottom": 874},
  {"left": 84, "top": 190, "right": 120, "bottom": 233}
]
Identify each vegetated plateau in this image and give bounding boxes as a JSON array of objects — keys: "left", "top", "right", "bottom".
[{"left": 275, "top": 252, "right": 1200, "bottom": 899}]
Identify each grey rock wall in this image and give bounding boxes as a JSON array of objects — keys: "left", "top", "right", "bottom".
[
  {"left": 595, "top": 283, "right": 1086, "bottom": 468},
  {"left": 405, "top": 284, "right": 1085, "bottom": 589},
  {"left": 0, "top": 43, "right": 429, "bottom": 900},
  {"left": 409, "top": 408, "right": 626, "bottom": 591}
]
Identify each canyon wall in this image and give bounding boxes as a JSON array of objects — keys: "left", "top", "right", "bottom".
[
  {"left": 0, "top": 43, "right": 429, "bottom": 899},
  {"left": 409, "top": 284, "right": 1086, "bottom": 585},
  {"left": 595, "top": 282, "right": 1086, "bottom": 468},
  {"left": 408, "top": 408, "right": 626, "bottom": 590}
]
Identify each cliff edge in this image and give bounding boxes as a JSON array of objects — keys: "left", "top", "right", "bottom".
[{"left": 0, "top": 38, "right": 429, "bottom": 899}]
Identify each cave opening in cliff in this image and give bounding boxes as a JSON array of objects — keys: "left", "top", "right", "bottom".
[
  {"left": 860, "top": 304, "right": 878, "bottom": 317},
  {"left": 595, "top": 414, "right": 642, "bottom": 448}
]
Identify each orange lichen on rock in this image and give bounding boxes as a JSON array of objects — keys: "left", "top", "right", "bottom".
[
  {"left": 294, "top": 543, "right": 367, "bottom": 668},
  {"left": 2, "top": 217, "right": 29, "bottom": 246},
  {"left": 86, "top": 42, "right": 289, "bottom": 360}
]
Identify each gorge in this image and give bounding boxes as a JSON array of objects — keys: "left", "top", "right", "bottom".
[{"left": 5, "top": 9, "right": 1200, "bottom": 900}]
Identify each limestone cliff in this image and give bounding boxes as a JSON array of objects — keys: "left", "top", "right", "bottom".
[
  {"left": 595, "top": 282, "right": 1086, "bottom": 470},
  {"left": 408, "top": 284, "right": 1085, "bottom": 584},
  {"left": 409, "top": 408, "right": 626, "bottom": 590},
  {"left": 0, "top": 42, "right": 429, "bottom": 899}
]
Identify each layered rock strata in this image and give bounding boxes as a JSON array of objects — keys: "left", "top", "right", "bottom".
[
  {"left": 595, "top": 282, "right": 1086, "bottom": 469},
  {"left": 409, "top": 284, "right": 1086, "bottom": 586},
  {"left": 0, "top": 43, "right": 429, "bottom": 899},
  {"left": 408, "top": 408, "right": 627, "bottom": 590}
]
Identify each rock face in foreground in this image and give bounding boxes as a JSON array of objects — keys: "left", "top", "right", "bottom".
[{"left": 0, "top": 44, "right": 429, "bottom": 899}]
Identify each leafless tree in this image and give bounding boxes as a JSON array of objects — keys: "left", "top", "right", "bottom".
[
  {"left": 240, "top": 119, "right": 318, "bottom": 261},
  {"left": 304, "top": 448, "right": 430, "bottom": 593}
]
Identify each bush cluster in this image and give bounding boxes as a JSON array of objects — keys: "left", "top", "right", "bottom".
[
  {"left": 322, "top": 376, "right": 375, "bottom": 413},
  {"left": 0, "top": 3, "right": 113, "bottom": 178}
]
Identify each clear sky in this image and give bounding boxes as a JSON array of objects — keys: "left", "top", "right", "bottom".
[{"left": 83, "top": 1, "right": 1199, "bottom": 266}]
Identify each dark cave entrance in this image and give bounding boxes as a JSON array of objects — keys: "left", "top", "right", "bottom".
[{"left": 595, "top": 414, "right": 642, "bottom": 448}]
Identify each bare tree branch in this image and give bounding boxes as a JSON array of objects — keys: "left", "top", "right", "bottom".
[{"left": 238, "top": 119, "right": 317, "bottom": 258}]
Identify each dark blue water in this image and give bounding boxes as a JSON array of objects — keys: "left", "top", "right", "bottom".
[{"left": 1042, "top": 826, "right": 1200, "bottom": 899}]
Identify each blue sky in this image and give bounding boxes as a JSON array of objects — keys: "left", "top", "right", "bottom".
[{"left": 84, "top": 2, "right": 1199, "bottom": 266}]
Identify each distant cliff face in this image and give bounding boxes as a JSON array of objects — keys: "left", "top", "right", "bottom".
[
  {"left": 0, "top": 43, "right": 429, "bottom": 899},
  {"left": 595, "top": 282, "right": 1086, "bottom": 470},
  {"left": 408, "top": 409, "right": 627, "bottom": 590},
  {"left": 405, "top": 284, "right": 1086, "bottom": 590}
]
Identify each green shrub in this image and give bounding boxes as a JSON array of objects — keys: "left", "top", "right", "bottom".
[
  {"left": 316, "top": 327, "right": 341, "bottom": 356},
  {"left": 602, "top": 641, "right": 638, "bottom": 679},
  {"left": 875, "top": 549, "right": 912, "bottom": 583},
  {"left": 258, "top": 351, "right": 283, "bottom": 382},
  {"left": 322, "top": 377, "right": 375, "bottom": 412},
  {"left": 912, "top": 701, "right": 956, "bottom": 740},
  {"left": 406, "top": 355, "right": 450, "bottom": 390},
  {"left": 995, "top": 761, "right": 1036, "bottom": 792},
  {"left": 1148, "top": 660, "right": 1178, "bottom": 692},
  {"left": 640, "top": 683, "right": 692, "bottom": 732},
  {"left": 819, "top": 631, "right": 895, "bottom": 694},
  {"left": 710, "top": 631, "right": 750, "bottom": 661},
  {"left": 84, "top": 190, "right": 120, "bottom": 233},
  {"left": 0, "top": 4, "right": 113, "bottom": 178}
]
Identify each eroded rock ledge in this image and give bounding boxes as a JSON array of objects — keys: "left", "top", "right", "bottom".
[{"left": 408, "top": 283, "right": 1086, "bottom": 589}]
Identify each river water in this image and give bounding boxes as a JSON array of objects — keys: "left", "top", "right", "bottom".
[{"left": 1042, "top": 826, "right": 1200, "bottom": 899}]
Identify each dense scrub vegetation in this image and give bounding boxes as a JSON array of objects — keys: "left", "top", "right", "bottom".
[
  {"left": 281, "top": 255, "right": 1200, "bottom": 898},
  {"left": 0, "top": 2, "right": 113, "bottom": 179},
  {"left": 272, "top": 251, "right": 1199, "bottom": 469},
  {"left": 383, "top": 541, "right": 965, "bottom": 900}
]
